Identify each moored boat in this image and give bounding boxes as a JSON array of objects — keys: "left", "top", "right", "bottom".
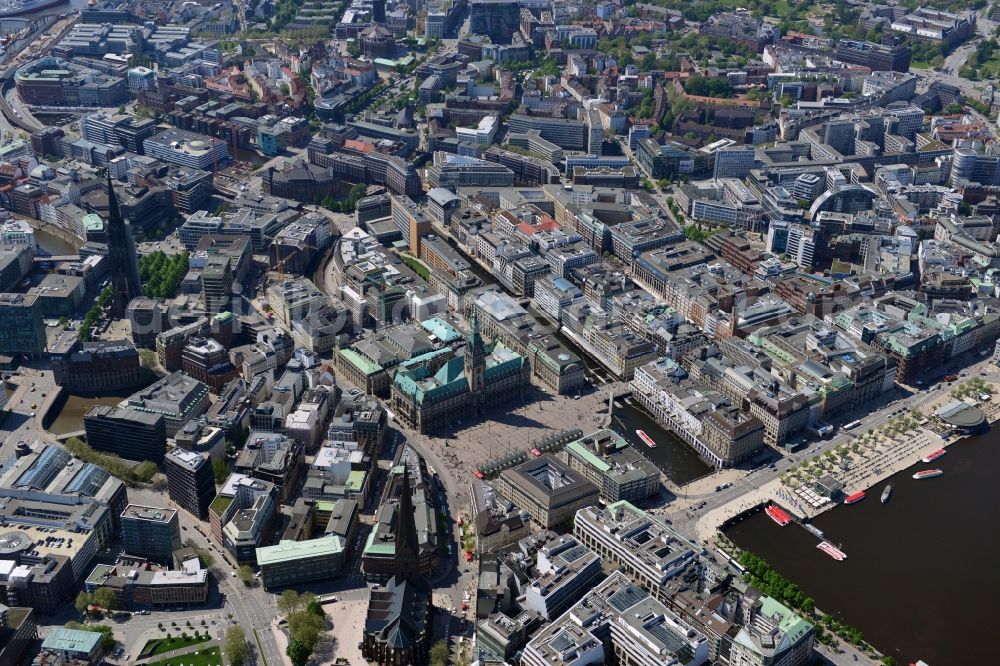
[
  {"left": 844, "top": 491, "right": 865, "bottom": 505},
  {"left": 912, "top": 469, "right": 943, "bottom": 480},
  {"left": 765, "top": 504, "right": 792, "bottom": 526},
  {"left": 921, "top": 448, "right": 946, "bottom": 463},
  {"left": 635, "top": 429, "right": 657, "bottom": 448},
  {"left": 817, "top": 541, "right": 847, "bottom": 561},
  {"left": 881, "top": 485, "right": 892, "bottom": 503}
]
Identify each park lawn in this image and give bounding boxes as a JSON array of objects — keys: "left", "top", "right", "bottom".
[
  {"left": 774, "top": 0, "right": 790, "bottom": 17},
  {"left": 977, "top": 56, "right": 1000, "bottom": 78},
  {"left": 401, "top": 254, "right": 430, "bottom": 280},
  {"left": 143, "top": 635, "right": 211, "bottom": 657},
  {"left": 147, "top": 646, "right": 222, "bottom": 666}
]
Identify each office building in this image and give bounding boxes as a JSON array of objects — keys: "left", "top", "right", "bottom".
[
  {"left": 212, "top": 475, "right": 278, "bottom": 563},
  {"left": 495, "top": 455, "right": 599, "bottom": 529},
  {"left": 391, "top": 194, "right": 432, "bottom": 255},
  {"left": 15, "top": 57, "right": 128, "bottom": 106},
  {"left": 469, "top": 0, "right": 520, "bottom": 42},
  {"left": 256, "top": 536, "right": 345, "bottom": 590},
  {"left": 713, "top": 144, "right": 756, "bottom": 180},
  {"left": 84, "top": 406, "right": 167, "bottom": 462},
  {"left": 523, "top": 535, "right": 603, "bottom": 620},
  {"left": 51, "top": 336, "right": 143, "bottom": 394},
  {"left": 564, "top": 429, "right": 660, "bottom": 503},
  {"left": 122, "top": 371, "right": 211, "bottom": 437},
  {"left": 508, "top": 113, "right": 587, "bottom": 151},
  {"left": 181, "top": 336, "right": 239, "bottom": 391},
  {"left": 522, "top": 571, "right": 709, "bottom": 666},
  {"left": 0, "top": 294, "right": 45, "bottom": 355},
  {"left": 164, "top": 448, "right": 216, "bottom": 519},
  {"left": 85, "top": 556, "right": 209, "bottom": 609},
  {"left": 834, "top": 39, "right": 912, "bottom": 72},
  {"left": 267, "top": 278, "right": 329, "bottom": 327},
  {"left": 574, "top": 500, "right": 701, "bottom": 605},
  {"left": 143, "top": 128, "right": 230, "bottom": 170},
  {"left": 121, "top": 505, "right": 182, "bottom": 564},
  {"left": 427, "top": 152, "right": 515, "bottom": 189},
  {"left": 80, "top": 112, "right": 157, "bottom": 154},
  {"left": 0, "top": 605, "right": 36, "bottom": 666}
]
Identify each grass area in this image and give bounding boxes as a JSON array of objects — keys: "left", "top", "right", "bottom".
[
  {"left": 400, "top": 254, "right": 430, "bottom": 280},
  {"left": 147, "top": 646, "right": 222, "bottom": 666},
  {"left": 210, "top": 495, "right": 233, "bottom": 515},
  {"left": 142, "top": 635, "right": 211, "bottom": 657},
  {"left": 976, "top": 56, "right": 1000, "bottom": 77},
  {"left": 910, "top": 58, "right": 933, "bottom": 70},
  {"left": 774, "top": 0, "right": 789, "bottom": 16}
]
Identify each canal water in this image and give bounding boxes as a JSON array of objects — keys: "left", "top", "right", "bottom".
[
  {"left": 45, "top": 393, "right": 129, "bottom": 435},
  {"left": 611, "top": 402, "right": 711, "bottom": 485},
  {"left": 34, "top": 226, "right": 79, "bottom": 256},
  {"left": 725, "top": 429, "right": 1000, "bottom": 665}
]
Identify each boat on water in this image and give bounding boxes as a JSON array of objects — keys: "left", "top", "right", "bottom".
[
  {"left": 803, "top": 523, "right": 824, "bottom": 538},
  {"left": 844, "top": 491, "right": 865, "bottom": 505},
  {"left": 922, "top": 448, "right": 946, "bottom": 463},
  {"left": 0, "top": 0, "right": 65, "bottom": 18},
  {"left": 765, "top": 505, "right": 792, "bottom": 526},
  {"left": 881, "top": 485, "right": 892, "bottom": 503},
  {"left": 817, "top": 541, "right": 847, "bottom": 561},
  {"left": 913, "top": 469, "right": 943, "bottom": 480},
  {"left": 635, "top": 429, "right": 657, "bottom": 449}
]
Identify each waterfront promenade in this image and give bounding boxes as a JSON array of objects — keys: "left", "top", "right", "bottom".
[{"left": 694, "top": 381, "right": 1000, "bottom": 542}]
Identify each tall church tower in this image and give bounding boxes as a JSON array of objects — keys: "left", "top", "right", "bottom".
[
  {"left": 392, "top": 466, "right": 421, "bottom": 580},
  {"left": 104, "top": 173, "right": 142, "bottom": 319},
  {"left": 465, "top": 308, "right": 486, "bottom": 408}
]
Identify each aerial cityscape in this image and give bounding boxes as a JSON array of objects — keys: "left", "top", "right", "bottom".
[{"left": 0, "top": 0, "right": 997, "bottom": 664}]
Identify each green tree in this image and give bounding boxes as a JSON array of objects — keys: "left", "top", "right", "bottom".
[
  {"left": 278, "top": 590, "right": 303, "bottom": 614},
  {"left": 287, "top": 639, "right": 310, "bottom": 666},
  {"left": 75, "top": 591, "right": 93, "bottom": 615},
  {"left": 287, "top": 609, "right": 324, "bottom": 649},
  {"left": 430, "top": 640, "right": 450, "bottom": 666},
  {"left": 237, "top": 564, "right": 256, "bottom": 587},
  {"left": 212, "top": 458, "right": 229, "bottom": 485},
  {"left": 225, "top": 625, "right": 249, "bottom": 666},
  {"left": 305, "top": 598, "right": 324, "bottom": 618},
  {"left": 93, "top": 587, "right": 119, "bottom": 611},
  {"left": 193, "top": 546, "right": 214, "bottom": 567}
]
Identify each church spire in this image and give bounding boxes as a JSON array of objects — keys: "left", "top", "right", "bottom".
[
  {"left": 104, "top": 171, "right": 142, "bottom": 319},
  {"left": 393, "top": 465, "right": 421, "bottom": 579}
]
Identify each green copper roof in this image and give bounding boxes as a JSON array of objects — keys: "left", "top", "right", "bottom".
[{"left": 339, "top": 347, "right": 383, "bottom": 375}]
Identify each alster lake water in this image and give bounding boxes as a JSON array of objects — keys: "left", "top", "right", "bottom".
[{"left": 725, "top": 428, "right": 1000, "bottom": 666}]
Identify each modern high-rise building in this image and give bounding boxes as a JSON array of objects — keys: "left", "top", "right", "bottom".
[
  {"left": 121, "top": 504, "right": 182, "bottom": 564},
  {"left": 104, "top": 173, "right": 142, "bottom": 319},
  {"left": 712, "top": 145, "right": 756, "bottom": 180},
  {"left": 469, "top": 0, "right": 520, "bottom": 42},
  {"left": 587, "top": 109, "right": 603, "bottom": 157},
  {"left": 390, "top": 194, "right": 431, "bottom": 256},
  {"left": 84, "top": 406, "right": 167, "bottom": 462},
  {"left": 0, "top": 293, "right": 45, "bottom": 355},
  {"left": 164, "top": 448, "right": 216, "bottom": 519}
]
